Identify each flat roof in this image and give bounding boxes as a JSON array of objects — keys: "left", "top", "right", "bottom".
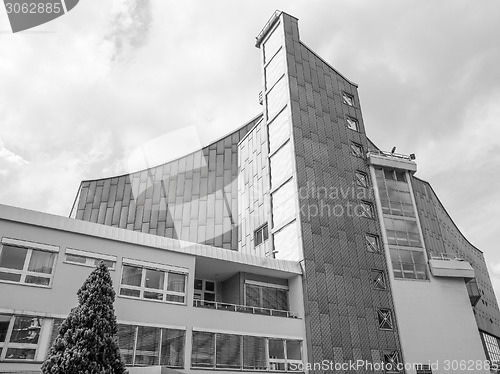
[{"left": 0, "top": 203, "right": 302, "bottom": 276}]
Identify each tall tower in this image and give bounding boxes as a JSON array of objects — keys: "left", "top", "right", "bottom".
[{"left": 255, "top": 11, "right": 402, "bottom": 370}]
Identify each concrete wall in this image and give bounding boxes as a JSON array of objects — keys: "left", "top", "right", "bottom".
[
  {"left": 392, "top": 277, "right": 489, "bottom": 374},
  {"left": 412, "top": 177, "right": 500, "bottom": 338}
]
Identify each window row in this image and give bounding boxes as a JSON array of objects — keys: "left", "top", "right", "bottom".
[
  {"left": 119, "top": 264, "right": 187, "bottom": 304},
  {"left": 0, "top": 238, "right": 117, "bottom": 288},
  {"left": 116, "top": 324, "right": 184, "bottom": 367},
  {"left": 191, "top": 331, "right": 302, "bottom": 371},
  {"left": 481, "top": 331, "right": 500, "bottom": 363}
]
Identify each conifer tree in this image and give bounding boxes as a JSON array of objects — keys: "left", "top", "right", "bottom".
[{"left": 42, "top": 262, "right": 126, "bottom": 374}]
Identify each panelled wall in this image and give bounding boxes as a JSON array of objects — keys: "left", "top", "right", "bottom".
[
  {"left": 412, "top": 177, "right": 500, "bottom": 337},
  {"left": 72, "top": 117, "right": 261, "bottom": 250},
  {"left": 237, "top": 119, "right": 273, "bottom": 257},
  {"left": 257, "top": 12, "right": 402, "bottom": 372}
]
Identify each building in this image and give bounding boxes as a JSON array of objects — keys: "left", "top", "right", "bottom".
[{"left": 1, "top": 10, "right": 499, "bottom": 374}]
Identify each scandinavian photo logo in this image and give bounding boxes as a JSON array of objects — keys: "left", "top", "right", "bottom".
[{"left": 3, "top": 0, "right": 79, "bottom": 32}]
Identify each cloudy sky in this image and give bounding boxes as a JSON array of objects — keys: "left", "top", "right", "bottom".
[{"left": 0, "top": 1, "right": 499, "bottom": 295}]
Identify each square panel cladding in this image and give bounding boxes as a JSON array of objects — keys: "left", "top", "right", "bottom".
[
  {"left": 72, "top": 117, "right": 261, "bottom": 250},
  {"left": 258, "top": 12, "right": 402, "bottom": 371}
]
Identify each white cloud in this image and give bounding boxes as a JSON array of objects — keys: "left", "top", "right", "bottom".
[{"left": 0, "top": 139, "right": 29, "bottom": 167}]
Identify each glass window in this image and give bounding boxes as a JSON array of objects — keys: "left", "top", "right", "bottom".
[
  {"left": 0, "top": 315, "right": 10, "bottom": 342},
  {"left": 371, "top": 270, "right": 387, "bottom": 290},
  {"left": 167, "top": 273, "right": 186, "bottom": 293},
  {"left": 350, "top": 142, "right": 364, "bottom": 158},
  {"left": 416, "top": 364, "right": 433, "bottom": 374},
  {"left": 346, "top": 116, "right": 359, "bottom": 131},
  {"left": 145, "top": 269, "right": 164, "bottom": 290},
  {"left": 383, "top": 351, "right": 402, "bottom": 374},
  {"left": 389, "top": 247, "right": 428, "bottom": 280},
  {"left": 377, "top": 309, "right": 394, "bottom": 330},
  {"left": 121, "top": 265, "right": 142, "bottom": 287},
  {"left": 366, "top": 234, "right": 381, "bottom": 253},
  {"left": 245, "top": 283, "right": 289, "bottom": 311},
  {"left": 191, "top": 331, "right": 215, "bottom": 368},
  {"left": 27, "top": 250, "right": 55, "bottom": 274},
  {"left": 0, "top": 246, "right": 27, "bottom": 270},
  {"left": 0, "top": 315, "right": 43, "bottom": 361},
  {"left": 65, "top": 250, "right": 115, "bottom": 270},
  {"left": 269, "top": 339, "right": 285, "bottom": 359},
  {"left": 116, "top": 324, "right": 185, "bottom": 368},
  {"left": 359, "top": 201, "right": 374, "bottom": 219},
  {"left": 119, "top": 264, "right": 187, "bottom": 304},
  {"left": 342, "top": 92, "right": 354, "bottom": 106},
  {"left": 161, "top": 329, "right": 185, "bottom": 367},
  {"left": 0, "top": 244, "right": 56, "bottom": 287},
  {"left": 243, "top": 335, "right": 267, "bottom": 370},
  {"left": 254, "top": 224, "right": 269, "bottom": 246},
  {"left": 355, "top": 171, "right": 368, "bottom": 188}
]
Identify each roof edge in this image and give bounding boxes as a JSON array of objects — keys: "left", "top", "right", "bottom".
[
  {"left": 412, "top": 176, "right": 484, "bottom": 255},
  {"left": 0, "top": 203, "right": 302, "bottom": 274}
]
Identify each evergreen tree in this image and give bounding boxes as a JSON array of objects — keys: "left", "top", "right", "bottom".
[{"left": 42, "top": 262, "right": 126, "bottom": 374}]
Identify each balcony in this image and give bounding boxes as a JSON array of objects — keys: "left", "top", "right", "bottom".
[
  {"left": 367, "top": 149, "right": 417, "bottom": 173},
  {"left": 193, "top": 299, "right": 298, "bottom": 318},
  {"left": 428, "top": 253, "right": 475, "bottom": 279}
]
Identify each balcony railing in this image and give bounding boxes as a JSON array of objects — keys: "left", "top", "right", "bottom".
[
  {"left": 367, "top": 149, "right": 415, "bottom": 161},
  {"left": 430, "top": 253, "right": 465, "bottom": 261},
  {"left": 193, "top": 299, "right": 298, "bottom": 318}
]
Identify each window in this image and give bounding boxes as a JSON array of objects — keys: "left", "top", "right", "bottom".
[
  {"left": 355, "top": 171, "right": 369, "bottom": 188},
  {"left": 245, "top": 282, "right": 288, "bottom": 312},
  {"left": 342, "top": 92, "right": 355, "bottom": 106},
  {"left": 350, "top": 142, "right": 364, "bottom": 158},
  {"left": 383, "top": 350, "right": 402, "bottom": 373},
  {"left": 116, "top": 324, "right": 184, "bottom": 367},
  {"left": 254, "top": 224, "right": 269, "bottom": 246},
  {"left": 268, "top": 339, "right": 302, "bottom": 371},
  {"left": 243, "top": 335, "right": 267, "bottom": 370},
  {"left": 384, "top": 218, "right": 421, "bottom": 247},
  {"left": 482, "top": 332, "right": 500, "bottom": 363},
  {"left": 346, "top": 116, "right": 359, "bottom": 131},
  {"left": 359, "top": 201, "right": 374, "bottom": 219},
  {"left": 64, "top": 248, "right": 116, "bottom": 270},
  {"left": 383, "top": 169, "right": 406, "bottom": 182},
  {"left": 390, "top": 247, "right": 428, "bottom": 280},
  {"left": 371, "top": 270, "right": 387, "bottom": 291},
  {"left": 0, "top": 315, "right": 44, "bottom": 361},
  {"left": 416, "top": 364, "right": 433, "bottom": 374},
  {"left": 119, "top": 259, "right": 187, "bottom": 304},
  {"left": 191, "top": 331, "right": 302, "bottom": 372},
  {"left": 0, "top": 238, "right": 58, "bottom": 287},
  {"left": 194, "top": 279, "right": 216, "bottom": 304},
  {"left": 366, "top": 234, "right": 381, "bottom": 253},
  {"left": 377, "top": 309, "right": 394, "bottom": 330}
]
